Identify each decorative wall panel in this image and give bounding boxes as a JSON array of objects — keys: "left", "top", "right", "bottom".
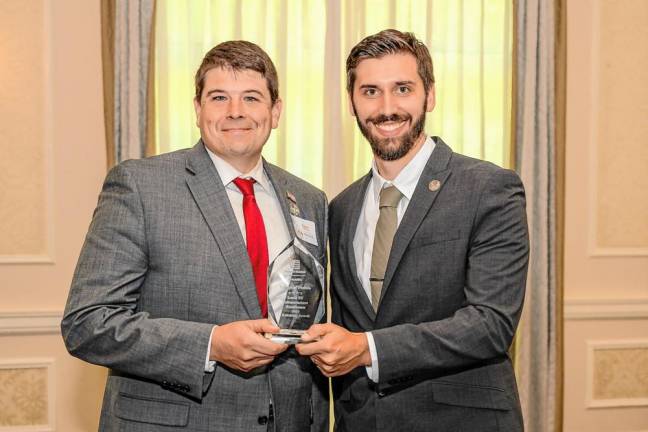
[
  {"left": 587, "top": 340, "right": 648, "bottom": 408},
  {"left": 0, "top": 0, "right": 52, "bottom": 262},
  {"left": 0, "top": 359, "right": 54, "bottom": 430},
  {"left": 592, "top": 0, "right": 648, "bottom": 253}
]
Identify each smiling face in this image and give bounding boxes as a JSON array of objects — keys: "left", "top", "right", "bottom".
[
  {"left": 193, "top": 67, "right": 282, "bottom": 172},
  {"left": 350, "top": 53, "right": 435, "bottom": 161}
]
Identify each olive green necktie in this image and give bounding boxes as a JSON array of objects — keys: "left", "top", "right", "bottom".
[{"left": 369, "top": 185, "right": 403, "bottom": 311}]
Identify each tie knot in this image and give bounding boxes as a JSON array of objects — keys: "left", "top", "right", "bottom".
[
  {"left": 233, "top": 177, "right": 256, "bottom": 196},
  {"left": 379, "top": 185, "right": 403, "bottom": 208}
]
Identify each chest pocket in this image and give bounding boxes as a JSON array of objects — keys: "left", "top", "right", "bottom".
[{"left": 408, "top": 229, "right": 461, "bottom": 250}]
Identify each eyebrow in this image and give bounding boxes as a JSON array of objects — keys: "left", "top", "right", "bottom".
[
  {"left": 358, "top": 80, "right": 417, "bottom": 90},
  {"left": 205, "top": 89, "right": 266, "bottom": 98}
]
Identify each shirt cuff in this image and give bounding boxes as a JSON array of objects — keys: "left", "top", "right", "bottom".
[
  {"left": 365, "top": 331, "right": 379, "bottom": 382},
  {"left": 205, "top": 325, "right": 217, "bottom": 372}
]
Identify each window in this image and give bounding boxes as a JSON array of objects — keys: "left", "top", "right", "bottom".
[{"left": 155, "top": 0, "right": 512, "bottom": 191}]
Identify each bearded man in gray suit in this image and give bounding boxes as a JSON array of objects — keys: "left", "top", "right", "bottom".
[
  {"left": 297, "top": 29, "right": 528, "bottom": 431},
  {"left": 62, "top": 41, "right": 328, "bottom": 431}
]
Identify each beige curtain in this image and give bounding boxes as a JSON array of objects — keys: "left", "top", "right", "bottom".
[
  {"left": 512, "top": 0, "right": 564, "bottom": 430},
  {"left": 101, "top": 0, "right": 156, "bottom": 167}
]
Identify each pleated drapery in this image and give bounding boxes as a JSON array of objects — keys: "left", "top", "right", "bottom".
[
  {"left": 512, "top": 0, "right": 565, "bottom": 430},
  {"left": 101, "top": 0, "right": 156, "bottom": 167}
]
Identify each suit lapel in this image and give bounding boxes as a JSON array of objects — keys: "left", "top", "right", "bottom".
[
  {"left": 380, "top": 138, "right": 454, "bottom": 302},
  {"left": 184, "top": 142, "right": 262, "bottom": 319},
  {"left": 342, "top": 173, "right": 377, "bottom": 321}
]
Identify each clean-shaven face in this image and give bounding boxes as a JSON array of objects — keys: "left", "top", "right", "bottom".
[
  {"left": 194, "top": 67, "right": 281, "bottom": 166},
  {"left": 350, "top": 53, "right": 435, "bottom": 161}
]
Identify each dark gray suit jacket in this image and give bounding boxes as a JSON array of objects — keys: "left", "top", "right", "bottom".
[
  {"left": 330, "top": 138, "right": 528, "bottom": 432},
  {"left": 62, "top": 142, "right": 329, "bottom": 432}
]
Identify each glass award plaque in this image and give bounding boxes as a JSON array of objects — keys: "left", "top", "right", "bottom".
[{"left": 265, "top": 238, "right": 324, "bottom": 344}]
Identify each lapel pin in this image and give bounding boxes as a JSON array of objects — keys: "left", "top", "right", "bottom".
[
  {"left": 289, "top": 203, "right": 301, "bottom": 217},
  {"left": 286, "top": 191, "right": 300, "bottom": 216},
  {"left": 428, "top": 180, "right": 441, "bottom": 191}
]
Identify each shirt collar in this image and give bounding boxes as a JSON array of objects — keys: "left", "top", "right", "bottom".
[
  {"left": 370, "top": 135, "right": 436, "bottom": 203},
  {"left": 204, "top": 145, "right": 271, "bottom": 192}
]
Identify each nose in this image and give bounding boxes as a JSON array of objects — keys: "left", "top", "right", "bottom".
[
  {"left": 379, "top": 92, "right": 397, "bottom": 116},
  {"left": 227, "top": 97, "right": 244, "bottom": 119}
]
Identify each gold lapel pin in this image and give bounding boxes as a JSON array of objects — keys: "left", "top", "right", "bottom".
[{"left": 428, "top": 180, "right": 441, "bottom": 191}]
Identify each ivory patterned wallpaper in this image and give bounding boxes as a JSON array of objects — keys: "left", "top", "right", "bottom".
[
  {"left": 593, "top": 347, "right": 648, "bottom": 400},
  {"left": 0, "top": 367, "right": 48, "bottom": 426}
]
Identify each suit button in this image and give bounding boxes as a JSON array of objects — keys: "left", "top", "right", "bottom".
[{"left": 258, "top": 416, "right": 268, "bottom": 425}]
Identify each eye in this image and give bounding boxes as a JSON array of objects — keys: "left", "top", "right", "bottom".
[
  {"left": 362, "top": 88, "right": 379, "bottom": 98},
  {"left": 243, "top": 95, "right": 260, "bottom": 102},
  {"left": 395, "top": 86, "right": 411, "bottom": 95},
  {"left": 210, "top": 95, "right": 227, "bottom": 102}
]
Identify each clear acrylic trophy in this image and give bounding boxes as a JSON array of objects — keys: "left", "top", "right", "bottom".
[{"left": 265, "top": 238, "right": 325, "bottom": 344}]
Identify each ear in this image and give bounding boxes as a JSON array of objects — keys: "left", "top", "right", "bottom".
[
  {"left": 193, "top": 97, "right": 202, "bottom": 127},
  {"left": 425, "top": 84, "right": 436, "bottom": 112},
  {"left": 271, "top": 98, "right": 283, "bottom": 129},
  {"left": 347, "top": 93, "right": 356, "bottom": 117}
]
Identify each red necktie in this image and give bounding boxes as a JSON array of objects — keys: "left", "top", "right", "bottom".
[{"left": 233, "top": 178, "right": 269, "bottom": 317}]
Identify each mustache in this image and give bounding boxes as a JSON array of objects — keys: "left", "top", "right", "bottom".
[{"left": 366, "top": 113, "right": 411, "bottom": 125}]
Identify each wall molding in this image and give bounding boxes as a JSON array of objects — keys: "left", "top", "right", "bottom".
[
  {"left": 564, "top": 298, "right": 648, "bottom": 320},
  {"left": 0, "top": 311, "right": 62, "bottom": 335},
  {"left": 585, "top": 0, "right": 648, "bottom": 257},
  {"left": 586, "top": 339, "right": 648, "bottom": 409},
  {"left": 0, "top": 0, "right": 55, "bottom": 266},
  {"left": 0, "top": 255, "right": 55, "bottom": 264},
  {"left": 589, "top": 247, "right": 648, "bottom": 257},
  {"left": 0, "top": 358, "right": 56, "bottom": 432}
]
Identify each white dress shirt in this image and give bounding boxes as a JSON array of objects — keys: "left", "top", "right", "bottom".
[
  {"left": 204, "top": 147, "right": 292, "bottom": 370},
  {"left": 353, "top": 136, "right": 436, "bottom": 382}
]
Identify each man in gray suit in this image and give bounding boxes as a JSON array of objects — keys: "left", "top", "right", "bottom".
[
  {"left": 297, "top": 29, "right": 528, "bottom": 431},
  {"left": 62, "top": 41, "right": 328, "bottom": 431}
]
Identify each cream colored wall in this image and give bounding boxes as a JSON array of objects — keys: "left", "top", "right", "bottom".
[
  {"left": 564, "top": 0, "right": 648, "bottom": 431},
  {"left": 0, "top": 0, "right": 106, "bottom": 430}
]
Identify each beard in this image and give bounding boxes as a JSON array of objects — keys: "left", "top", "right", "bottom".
[{"left": 353, "top": 99, "right": 427, "bottom": 161}]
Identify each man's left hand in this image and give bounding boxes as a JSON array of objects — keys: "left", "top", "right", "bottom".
[{"left": 295, "top": 323, "right": 371, "bottom": 377}]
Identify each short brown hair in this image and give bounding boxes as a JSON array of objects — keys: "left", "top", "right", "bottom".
[
  {"left": 346, "top": 29, "right": 434, "bottom": 95},
  {"left": 194, "top": 40, "right": 279, "bottom": 104}
]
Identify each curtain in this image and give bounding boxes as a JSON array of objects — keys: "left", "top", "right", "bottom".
[
  {"left": 101, "top": 0, "right": 156, "bottom": 167},
  {"left": 512, "top": 0, "right": 564, "bottom": 430},
  {"left": 155, "top": 0, "right": 513, "bottom": 196}
]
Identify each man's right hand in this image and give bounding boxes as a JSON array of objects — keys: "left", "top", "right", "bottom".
[{"left": 210, "top": 319, "right": 288, "bottom": 372}]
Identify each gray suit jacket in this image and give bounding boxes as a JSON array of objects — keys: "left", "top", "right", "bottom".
[
  {"left": 329, "top": 138, "right": 528, "bottom": 432},
  {"left": 62, "top": 142, "right": 329, "bottom": 432}
]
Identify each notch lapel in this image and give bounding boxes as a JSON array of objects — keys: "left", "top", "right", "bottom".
[
  {"left": 184, "top": 143, "right": 262, "bottom": 319},
  {"left": 341, "top": 173, "right": 377, "bottom": 322},
  {"left": 380, "top": 139, "right": 454, "bottom": 303}
]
